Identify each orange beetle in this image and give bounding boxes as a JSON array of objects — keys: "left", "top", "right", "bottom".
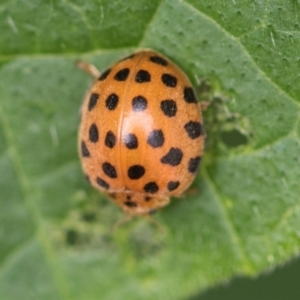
[{"left": 78, "top": 50, "right": 204, "bottom": 215}]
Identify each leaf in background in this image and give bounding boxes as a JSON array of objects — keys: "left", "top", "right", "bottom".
[{"left": 0, "top": 1, "right": 300, "bottom": 299}]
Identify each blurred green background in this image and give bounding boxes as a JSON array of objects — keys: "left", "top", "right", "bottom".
[
  {"left": 1, "top": 1, "right": 300, "bottom": 299},
  {"left": 194, "top": 240, "right": 300, "bottom": 299}
]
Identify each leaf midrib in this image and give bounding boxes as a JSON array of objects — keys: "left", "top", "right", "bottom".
[{"left": 0, "top": 100, "right": 72, "bottom": 300}]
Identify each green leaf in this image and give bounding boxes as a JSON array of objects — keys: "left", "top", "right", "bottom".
[{"left": 1, "top": 1, "right": 300, "bottom": 299}]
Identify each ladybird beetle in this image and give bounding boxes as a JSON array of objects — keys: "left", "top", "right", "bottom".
[{"left": 78, "top": 50, "right": 204, "bottom": 216}]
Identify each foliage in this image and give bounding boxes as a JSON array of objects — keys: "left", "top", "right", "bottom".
[{"left": 0, "top": 1, "right": 299, "bottom": 299}]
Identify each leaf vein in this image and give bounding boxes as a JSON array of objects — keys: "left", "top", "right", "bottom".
[
  {"left": 182, "top": 0, "right": 300, "bottom": 108},
  {"left": 203, "top": 168, "right": 255, "bottom": 274},
  {"left": 0, "top": 102, "right": 71, "bottom": 300},
  {"left": 138, "top": 0, "right": 165, "bottom": 47}
]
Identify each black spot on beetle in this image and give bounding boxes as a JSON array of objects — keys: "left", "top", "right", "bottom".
[
  {"left": 132, "top": 95, "right": 147, "bottom": 111},
  {"left": 184, "top": 87, "right": 198, "bottom": 104},
  {"left": 96, "top": 177, "right": 109, "bottom": 189},
  {"left": 106, "top": 93, "right": 119, "bottom": 110},
  {"left": 89, "top": 124, "right": 99, "bottom": 143},
  {"left": 81, "top": 141, "right": 90, "bottom": 157},
  {"left": 167, "top": 181, "right": 180, "bottom": 191},
  {"left": 160, "top": 99, "right": 177, "bottom": 117},
  {"left": 128, "top": 165, "right": 145, "bottom": 179},
  {"left": 161, "top": 73, "right": 177, "bottom": 87},
  {"left": 144, "top": 182, "right": 159, "bottom": 193},
  {"left": 184, "top": 121, "right": 203, "bottom": 139},
  {"left": 88, "top": 93, "right": 99, "bottom": 111},
  {"left": 147, "top": 130, "right": 164, "bottom": 148},
  {"left": 114, "top": 68, "right": 130, "bottom": 81},
  {"left": 102, "top": 162, "right": 117, "bottom": 178},
  {"left": 188, "top": 156, "right": 202, "bottom": 173},
  {"left": 124, "top": 133, "right": 138, "bottom": 149},
  {"left": 150, "top": 56, "right": 168, "bottom": 66},
  {"left": 105, "top": 131, "right": 116, "bottom": 148},
  {"left": 161, "top": 148, "right": 183, "bottom": 166},
  {"left": 124, "top": 200, "right": 137, "bottom": 207},
  {"left": 99, "top": 69, "right": 111, "bottom": 81},
  {"left": 135, "top": 70, "right": 151, "bottom": 83}
]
